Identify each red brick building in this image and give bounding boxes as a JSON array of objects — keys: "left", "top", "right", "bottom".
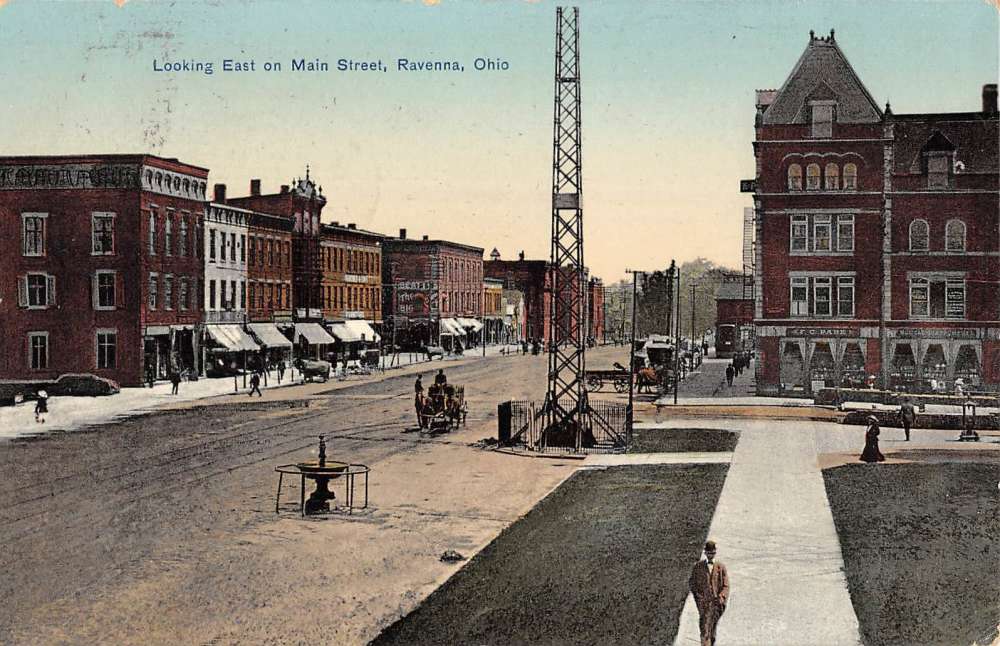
[
  {"left": 382, "top": 230, "right": 484, "bottom": 349},
  {"left": 246, "top": 208, "right": 294, "bottom": 323},
  {"left": 588, "top": 277, "right": 605, "bottom": 345},
  {"left": 227, "top": 173, "right": 327, "bottom": 316},
  {"left": 0, "top": 154, "right": 209, "bottom": 387},
  {"left": 752, "top": 31, "right": 999, "bottom": 394},
  {"left": 715, "top": 280, "right": 754, "bottom": 359},
  {"left": 319, "top": 222, "right": 383, "bottom": 324},
  {"left": 484, "top": 252, "right": 597, "bottom": 346}
]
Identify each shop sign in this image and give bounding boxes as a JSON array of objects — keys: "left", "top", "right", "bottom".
[
  {"left": 894, "top": 328, "right": 979, "bottom": 340},
  {"left": 786, "top": 326, "right": 859, "bottom": 338}
]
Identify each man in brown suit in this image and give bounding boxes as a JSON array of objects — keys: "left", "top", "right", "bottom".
[{"left": 689, "top": 539, "right": 729, "bottom": 646}]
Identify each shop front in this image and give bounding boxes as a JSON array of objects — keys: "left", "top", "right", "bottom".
[
  {"left": 439, "top": 318, "right": 467, "bottom": 352},
  {"left": 247, "top": 322, "right": 293, "bottom": 369},
  {"left": 203, "top": 324, "right": 261, "bottom": 377},
  {"left": 888, "top": 328, "right": 987, "bottom": 392},
  {"left": 776, "top": 327, "right": 875, "bottom": 394},
  {"left": 293, "top": 322, "right": 336, "bottom": 361}
]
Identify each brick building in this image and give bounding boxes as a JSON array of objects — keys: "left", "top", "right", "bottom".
[
  {"left": 0, "top": 154, "right": 209, "bottom": 387},
  {"left": 227, "top": 173, "right": 336, "bottom": 358},
  {"left": 320, "top": 222, "right": 383, "bottom": 323},
  {"left": 715, "top": 280, "right": 755, "bottom": 359},
  {"left": 752, "top": 31, "right": 999, "bottom": 394},
  {"left": 246, "top": 209, "right": 293, "bottom": 323},
  {"left": 382, "top": 230, "right": 484, "bottom": 350},
  {"left": 484, "top": 252, "right": 595, "bottom": 346},
  {"left": 483, "top": 277, "right": 504, "bottom": 344},
  {"left": 587, "top": 277, "right": 605, "bottom": 344}
]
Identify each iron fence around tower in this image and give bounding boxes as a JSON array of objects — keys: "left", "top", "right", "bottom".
[{"left": 499, "top": 398, "right": 630, "bottom": 454}]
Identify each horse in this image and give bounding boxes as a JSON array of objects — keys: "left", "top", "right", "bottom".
[
  {"left": 294, "top": 358, "right": 331, "bottom": 383},
  {"left": 637, "top": 367, "right": 659, "bottom": 394}
]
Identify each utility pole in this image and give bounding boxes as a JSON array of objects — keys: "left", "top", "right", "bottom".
[
  {"left": 625, "top": 269, "right": 644, "bottom": 431},
  {"left": 673, "top": 268, "right": 681, "bottom": 406},
  {"left": 690, "top": 283, "right": 697, "bottom": 371}
]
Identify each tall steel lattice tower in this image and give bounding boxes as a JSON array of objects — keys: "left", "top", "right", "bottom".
[{"left": 544, "top": 6, "right": 588, "bottom": 448}]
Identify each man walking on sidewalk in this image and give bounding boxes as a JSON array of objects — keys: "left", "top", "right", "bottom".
[
  {"left": 689, "top": 539, "right": 729, "bottom": 646},
  {"left": 170, "top": 371, "right": 181, "bottom": 395},
  {"left": 725, "top": 364, "right": 734, "bottom": 388},
  {"left": 249, "top": 372, "right": 263, "bottom": 397},
  {"left": 899, "top": 397, "right": 916, "bottom": 441}
]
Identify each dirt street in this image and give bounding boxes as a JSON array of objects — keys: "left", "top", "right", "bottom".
[{"left": 0, "top": 346, "right": 628, "bottom": 645}]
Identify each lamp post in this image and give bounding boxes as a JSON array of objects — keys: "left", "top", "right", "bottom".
[{"left": 674, "top": 267, "right": 681, "bottom": 406}]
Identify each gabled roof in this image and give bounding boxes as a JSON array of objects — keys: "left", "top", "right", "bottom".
[{"left": 763, "top": 32, "right": 882, "bottom": 126}]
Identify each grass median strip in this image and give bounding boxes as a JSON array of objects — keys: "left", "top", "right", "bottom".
[
  {"left": 372, "top": 463, "right": 728, "bottom": 646},
  {"left": 823, "top": 461, "right": 1000, "bottom": 646}
]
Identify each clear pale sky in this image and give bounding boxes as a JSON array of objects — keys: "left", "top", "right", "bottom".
[{"left": 1, "top": 0, "right": 996, "bottom": 282}]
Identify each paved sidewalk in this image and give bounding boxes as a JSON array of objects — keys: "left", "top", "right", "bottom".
[
  {"left": 583, "top": 452, "right": 733, "bottom": 467},
  {"left": 671, "top": 419, "right": 862, "bottom": 646},
  {"left": 0, "top": 344, "right": 523, "bottom": 441}
]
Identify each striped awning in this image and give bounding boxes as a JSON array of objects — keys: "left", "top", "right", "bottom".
[
  {"left": 328, "top": 322, "right": 362, "bottom": 343},
  {"left": 247, "top": 323, "right": 292, "bottom": 349},
  {"left": 457, "top": 317, "right": 484, "bottom": 332},
  {"left": 440, "top": 318, "right": 466, "bottom": 336},
  {"left": 344, "top": 320, "right": 381, "bottom": 344},
  {"left": 206, "top": 325, "right": 261, "bottom": 352},
  {"left": 295, "top": 322, "right": 336, "bottom": 346}
]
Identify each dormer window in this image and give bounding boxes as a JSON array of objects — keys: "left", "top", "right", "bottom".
[
  {"left": 927, "top": 152, "right": 952, "bottom": 189},
  {"left": 809, "top": 101, "right": 835, "bottom": 138}
]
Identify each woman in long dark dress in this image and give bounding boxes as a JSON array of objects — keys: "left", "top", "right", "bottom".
[{"left": 860, "top": 415, "right": 885, "bottom": 463}]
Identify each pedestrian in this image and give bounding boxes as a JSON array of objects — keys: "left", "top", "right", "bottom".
[
  {"left": 146, "top": 364, "right": 155, "bottom": 389},
  {"left": 899, "top": 397, "right": 916, "bottom": 442},
  {"left": 860, "top": 415, "right": 885, "bottom": 463},
  {"left": 170, "top": 371, "right": 181, "bottom": 395},
  {"left": 249, "top": 372, "right": 263, "bottom": 397},
  {"left": 725, "top": 364, "right": 734, "bottom": 387},
  {"left": 415, "top": 375, "right": 424, "bottom": 395},
  {"left": 689, "top": 539, "right": 729, "bottom": 646},
  {"left": 277, "top": 359, "right": 286, "bottom": 384},
  {"left": 34, "top": 389, "right": 49, "bottom": 424},
  {"left": 435, "top": 369, "right": 447, "bottom": 387}
]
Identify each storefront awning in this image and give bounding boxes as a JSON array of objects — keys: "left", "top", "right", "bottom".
[
  {"left": 440, "top": 318, "right": 466, "bottom": 336},
  {"left": 247, "top": 323, "right": 293, "bottom": 349},
  {"left": 206, "top": 325, "right": 261, "bottom": 352},
  {"left": 328, "top": 322, "right": 362, "bottom": 343},
  {"left": 295, "top": 322, "right": 336, "bottom": 346},
  {"left": 145, "top": 325, "right": 171, "bottom": 336},
  {"left": 457, "top": 317, "right": 484, "bottom": 332},
  {"left": 344, "top": 320, "right": 381, "bottom": 344}
]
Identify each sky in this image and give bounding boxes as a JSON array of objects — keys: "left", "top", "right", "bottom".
[{"left": 1, "top": 0, "right": 997, "bottom": 283}]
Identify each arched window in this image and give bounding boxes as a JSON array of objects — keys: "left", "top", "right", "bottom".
[
  {"left": 909, "top": 219, "right": 929, "bottom": 251},
  {"left": 824, "top": 163, "right": 839, "bottom": 190},
  {"left": 806, "top": 163, "right": 821, "bottom": 190},
  {"left": 787, "top": 164, "right": 802, "bottom": 191},
  {"left": 843, "top": 163, "right": 858, "bottom": 190},
  {"left": 945, "top": 219, "right": 966, "bottom": 252}
]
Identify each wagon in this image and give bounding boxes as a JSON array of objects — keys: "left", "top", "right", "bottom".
[
  {"left": 417, "top": 383, "right": 467, "bottom": 434},
  {"left": 585, "top": 365, "right": 631, "bottom": 393}
]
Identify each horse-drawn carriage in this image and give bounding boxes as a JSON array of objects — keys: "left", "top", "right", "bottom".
[
  {"left": 415, "top": 382, "right": 467, "bottom": 433},
  {"left": 585, "top": 361, "right": 668, "bottom": 395},
  {"left": 294, "top": 358, "right": 332, "bottom": 383}
]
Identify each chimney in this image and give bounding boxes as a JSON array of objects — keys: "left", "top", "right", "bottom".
[
  {"left": 250, "top": 179, "right": 261, "bottom": 196},
  {"left": 518, "top": 250, "right": 525, "bottom": 261},
  {"left": 422, "top": 234, "right": 429, "bottom": 241},
  {"left": 399, "top": 228, "right": 407, "bottom": 239},
  {"left": 213, "top": 183, "right": 226, "bottom": 203},
  {"left": 331, "top": 221, "right": 339, "bottom": 226},
  {"left": 280, "top": 185, "right": 289, "bottom": 194},
  {"left": 983, "top": 84, "right": 998, "bottom": 115},
  {"left": 348, "top": 223, "right": 356, "bottom": 230}
]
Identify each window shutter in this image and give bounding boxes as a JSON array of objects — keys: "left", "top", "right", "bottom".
[
  {"left": 92, "top": 273, "right": 99, "bottom": 310},
  {"left": 46, "top": 275, "right": 56, "bottom": 307},
  {"left": 17, "top": 276, "right": 27, "bottom": 307}
]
